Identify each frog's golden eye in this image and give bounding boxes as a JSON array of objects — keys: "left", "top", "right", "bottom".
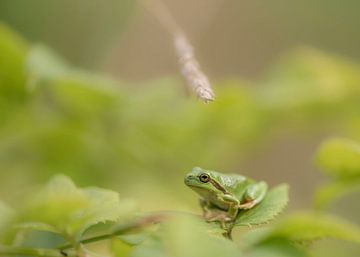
[{"left": 199, "top": 173, "right": 210, "bottom": 183}]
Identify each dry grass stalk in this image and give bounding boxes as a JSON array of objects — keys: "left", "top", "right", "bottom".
[
  {"left": 142, "top": 0, "right": 215, "bottom": 103},
  {"left": 174, "top": 33, "right": 215, "bottom": 103}
]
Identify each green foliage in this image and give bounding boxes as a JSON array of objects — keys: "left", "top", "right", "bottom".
[
  {"left": 0, "top": 0, "right": 136, "bottom": 66},
  {"left": 125, "top": 216, "right": 239, "bottom": 257},
  {"left": 314, "top": 181, "right": 360, "bottom": 209},
  {"left": 26, "top": 44, "right": 70, "bottom": 85},
  {"left": 245, "top": 238, "right": 310, "bottom": 257},
  {"left": 235, "top": 184, "right": 289, "bottom": 226},
  {"left": 314, "top": 138, "right": 360, "bottom": 209},
  {"left": 16, "top": 175, "right": 135, "bottom": 242},
  {"left": 1, "top": 22, "right": 360, "bottom": 192},
  {"left": 0, "top": 202, "right": 13, "bottom": 236},
  {"left": 241, "top": 212, "right": 360, "bottom": 257},
  {"left": 316, "top": 138, "right": 360, "bottom": 179},
  {"left": 0, "top": 22, "right": 360, "bottom": 257},
  {"left": 0, "top": 22, "right": 27, "bottom": 104},
  {"left": 260, "top": 47, "right": 360, "bottom": 108},
  {"left": 270, "top": 212, "right": 360, "bottom": 243}
]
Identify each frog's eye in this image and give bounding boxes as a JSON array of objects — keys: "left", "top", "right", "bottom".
[{"left": 199, "top": 173, "right": 210, "bottom": 183}]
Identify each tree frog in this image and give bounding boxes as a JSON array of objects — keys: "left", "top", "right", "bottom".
[{"left": 184, "top": 167, "right": 267, "bottom": 226}]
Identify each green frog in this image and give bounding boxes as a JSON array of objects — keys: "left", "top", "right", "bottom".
[{"left": 184, "top": 167, "right": 267, "bottom": 225}]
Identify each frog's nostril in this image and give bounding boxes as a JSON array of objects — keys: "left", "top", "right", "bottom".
[{"left": 184, "top": 174, "right": 194, "bottom": 183}]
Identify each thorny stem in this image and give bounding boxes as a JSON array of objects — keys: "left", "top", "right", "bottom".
[{"left": 142, "top": 0, "right": 215, "bottom": 103}]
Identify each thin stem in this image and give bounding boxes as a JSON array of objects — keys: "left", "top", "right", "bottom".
[
  {"left": 58, "top": 213, "right": 168, "bottom": 251},
  {"left": 222, "top": 222, "right": 235, "bottom": 241},
  {"left": 223, "top": 227, "right": 233, "bottom": 241},
  {"left": 0, "top": 212, "right": 204, "bottom": 257},
  {"left": 0, "top": 245, "right": 75, "bottom": 257}
]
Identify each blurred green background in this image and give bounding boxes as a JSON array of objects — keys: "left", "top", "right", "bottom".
[{"left": 0, "top": 0, "right": 360, "bottom": 255}]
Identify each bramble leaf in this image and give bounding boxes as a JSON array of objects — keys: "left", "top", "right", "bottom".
[
  {"left": 130, "top": 216, "right": 240, "bottom": 257},
  {"left": 316, "top": 138, "right": 360, "bottom": 179},
  {"left": 235, "top": 184, "right": 289, "bottom": 226},
  {"left": 17, "top": 175, "right": 136, "bottom": 241},
  {"left": 271, "top": 212, "right": 360, "bottom": 243},
  {"left": 245, "top": 212, "right": 360, "bottom": 245},
  {"left": 245, "top": 238, "right": 310, "bottom": 257},
  {"left": 314, "top": 180, "right": 360, "bottom": 209}
]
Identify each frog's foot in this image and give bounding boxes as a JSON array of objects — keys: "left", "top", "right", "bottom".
[
  {"left": 205, "top": 212, "right": 232, "bottom": 223},
  {"left": 203, "top": 209, "right": 228, "bottom": 219},
  {"left": 203, "top": 210, "right": 234, "bottom": 230},
  {"left": 238, "top": 200, "right": 256, "bottom": 210}
]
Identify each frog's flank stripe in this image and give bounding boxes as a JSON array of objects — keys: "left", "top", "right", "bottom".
[{"left": 209, "top": 178, "right": 229, "bottom": 194}]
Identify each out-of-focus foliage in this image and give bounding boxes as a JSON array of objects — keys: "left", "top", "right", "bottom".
[
  {"left": 317, "top": 138, "right": 360, "bottom": 179},
  {"left": 16, "top": 175, "right": 135, "bottom": 241},
  {"left": 0, "top": 20, "right": 360, "bottom": 257},
  {"left": 314, "top": 138, "right": 360, "bottom": 209},
  {"left": 0, "top": 174, "right": 359, "bottom": 257},
  {"left": 0, "top": 176, "right": 360, "bottom": 257},
  {"left": 244, "top": 212, "right": 360, "bottom": 246},
  {"left": 260, "top": 47, "right": 360, "bottom": 108},
  {"left": 0, "top": 202, "right": 12, "bottom": 237},
  {"left": 1, "top": 23, "right": 360, "bottom": 196},
  {"left": 0, "top": 0, "right": 136, "bottom": 67},
  {"left": 0, "top": 175, "right": 135, "bottom": 254},
  {"left": 126, "top": 216, "right": 239, "bottom": 257},
  {"left": 0, "top": 22, "right": 27, "bottom": 105},
  {"left": 258, "top": 47, "right": 360, "bottom": 133}
]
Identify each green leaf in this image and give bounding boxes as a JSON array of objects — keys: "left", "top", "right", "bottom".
[
  {"left": 26, "top": 45, "right": 70, "bottom": 88},
  {"left": 316, "top": 138, "right": 360, "bottom": 179},
  {"left": 14, "top": 222, "right": 59, "bottom": 234},
  {"left": 246, "top": 238, "right": 310, "bottom": 257},
  {"left": 0, "top": 201, "right": 13, "bottom": 235},
  {"left": 131, "top": 216, "right": 240, "bottom": 257},
  {"left": 254, "top": 212, "right": 360, "bottom": 244},
  {"left": 112, "top": 234, "right": 151, "bottom": 257},
  {"left": 0, "top": 22, "right": 28, "bottom": 102},
  {"left": 260, "top": 47, "right": 360, "bottom": 109},
  {"left": 112, "top": 239, "right": 134, "bottom": 257},
  {"left": 18, "top": 175, "right": 136, "bottom": 241},
  {"left": 235, "top": 184, "right": 289, "bottom": 226},
  {"left": 314, "top": 180, "right": 360, "bottom": 209}
]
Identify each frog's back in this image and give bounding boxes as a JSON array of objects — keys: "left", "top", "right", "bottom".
[{"left": 212, "top": 172, "right": 253, "bottom": 199}]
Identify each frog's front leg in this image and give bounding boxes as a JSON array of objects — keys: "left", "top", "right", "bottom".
[
  {"left": 238, "top": 181, "right": 267, "bottom": 209},
  {"left": 199, "top": 198, "right": 213, "bottom": 220},
  {"left": 199, "top": 199, "right": 231, "bottom": 226},
  {"left": 218, "top": 194, "right": 240, "bottom": 221}
]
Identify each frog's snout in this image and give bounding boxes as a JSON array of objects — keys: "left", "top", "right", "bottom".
[{"left": 184, "top": 173, "right": 195, "bottom": 185}]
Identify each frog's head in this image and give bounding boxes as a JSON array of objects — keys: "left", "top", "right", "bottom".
[{"left": 184, "top": 167, "right": 227, "bottom": 196}]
